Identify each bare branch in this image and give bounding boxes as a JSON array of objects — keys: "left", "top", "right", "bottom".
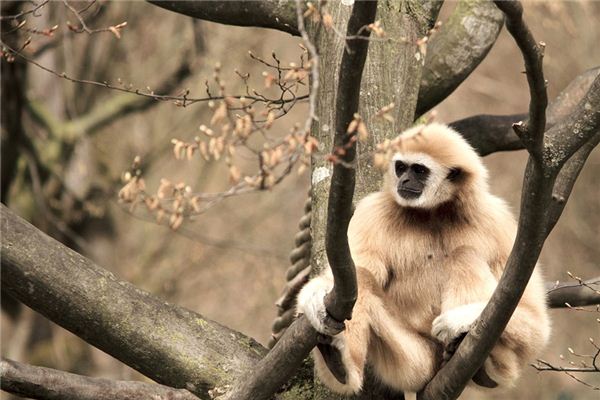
[
  {"left": 0, "top": 204, "right": 266, "bottom": 398},
  {"left": 147, "top": 0, "right": 298, "bottom": 36},
  {"left": 493, "top": 0, "right": 548, "bottom": 154},
  {"left": 449, "top": 67, "right": 599, "bottom": 156},
  {"left": 544, "top": 76, "right": 600, "bottom": 170},
  {"left": 218, "top": 3, "right": 378, "bottom": 400},
  {"left": 416, "top": 0, "right": 504, "bottom": 117},
  {"left": 0, "top": 358, "right": 199, "bottom": 400},
  {"left": 547, "top": 277, "right": 600, "bottom": 308},
  {"left": 324, "top": 0, "right": 377, "bottom": 323}
]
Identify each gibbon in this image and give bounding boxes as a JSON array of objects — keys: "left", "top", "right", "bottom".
[{"left": 297, "top": 123, "right": 550, "bottom": 394}]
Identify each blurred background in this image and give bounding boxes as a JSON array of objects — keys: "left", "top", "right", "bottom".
[{"left": 1, "top": 1, "right": 598, "bottom": 399}]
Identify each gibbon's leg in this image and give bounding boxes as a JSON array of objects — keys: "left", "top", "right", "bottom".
[
  {"left": 296, "top": 269, "right": 370, "bottom": 394},
  {"left": 431, "top": 246, "right": 550, "bottom": 388}
]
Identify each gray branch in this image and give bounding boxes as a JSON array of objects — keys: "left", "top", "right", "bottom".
[
  {"left": 147, "top": 1, "right": 298, "bottom": 36},
  {"left": 416, "top": 0, "right": 504, "bottom": 117},
  {"left": 449, "top": 67, "right": 599, "bottom": 156},
  {"left": 547, "top": 277, "right": 600, "bottom": 308},
  {"left": 419, "top": 2, "right": 599, "bottom": 399},
  {"left": 0, "top": 358, "right": 199, "bottom": 400},
  {"left": 0, "top": 204, "right": 266, "bottom": 399},
  {"left": 218, "top": 2, "right": 378, "bottom": 400}
]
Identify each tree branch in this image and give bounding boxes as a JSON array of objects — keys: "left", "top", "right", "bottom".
[
  {"left": 0, "top": 358, "right": 199, "bottom": 400},
  {"left": 416, "top": 0, "right": 504, "bottom": 117},
  {"left": 26, "top": 52, "right": 193, "bottom": 143},
  {"left": 147, "top": 1, "right": 298, "bottom": 36},
  {"left": 547, "top": 277, "right": 600, "bottom": 308},
  {"left": 494, "top": 0, "right": 547, "bottom": 153},
  {"left": 324, "top": 0, "right": 377, "bottom": 324},
  {"left": 217, "top": 3, "right": 378, "bottom": 400},
  {"left": 0, "top": 204, "right": 266, "bottom": 399},
  {"left": 449, "top": 67, "right": 599, "bottom": 156},
  {"left": 544, "top": 76, "right": 600, "bottom": 171},
  {"left": 419, "top": 1, "right": 596, "bottom": 398}
]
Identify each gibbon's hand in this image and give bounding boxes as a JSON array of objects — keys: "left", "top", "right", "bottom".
[
  {"left": 431, "top": 302, "right": 486, "bottom": 345},
  {"left": 297, "top": 280, "right": 346, "bottom": 336}
]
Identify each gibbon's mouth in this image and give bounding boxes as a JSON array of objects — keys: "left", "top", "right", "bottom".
[{"left": 398, "top": 187, "right": 422, "bottom": 199}]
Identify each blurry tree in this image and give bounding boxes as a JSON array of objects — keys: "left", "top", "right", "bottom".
[{"left": 1, "top": 1, "right": 599, "bottom": 400}]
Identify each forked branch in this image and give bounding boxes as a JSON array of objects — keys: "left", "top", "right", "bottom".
[{"left": 419, "top": 2, "right": 599, "bottom": 399}]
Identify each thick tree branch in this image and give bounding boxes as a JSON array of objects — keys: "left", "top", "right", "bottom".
[
  {"left": 0, "top": 204, "right": 266, "bottom": 399},
  {"left": 324, "top": 0, "right": 377, "bottom": 324},
  {"left": 0, "top": 358, "right": 199, "bottom": 400},
  {"left": 449, "top": 67, "right": 599, "bottom": 156},
  {"left": 544, "top": 76, "right": 600, "bottom": 170},
  {"left": 419, "top": 2, "right": 595, "bottom": 398},
  {"left": 416, "top": 0, "right": 504, "bottom": 118},
  {"left": 147, "top": 1, "right": 298, "bottom": 36},
  {"left": 547, "top": 277, "right": 600, "bottom": 308},
  {"left": 218, "top": 3, "right": 377, "bottom": 400}
]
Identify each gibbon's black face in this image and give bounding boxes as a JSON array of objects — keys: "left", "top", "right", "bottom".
[{"left": 395, "top": 160, "right": 430, "bottom": 200}]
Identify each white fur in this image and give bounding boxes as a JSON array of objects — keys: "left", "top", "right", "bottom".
[
  {"left": 431, "top": 302, "right": 486, "bottom": 344},
  {"left": 390, "top": 152, "right": 454, "bottom": 209},
  {"left": 296, "top": 274, "right": 337, "bottom": 335}
]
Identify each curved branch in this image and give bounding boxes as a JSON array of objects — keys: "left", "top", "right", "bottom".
[
  {"left": 449, "top": 67, "right": 599, "bottom": 156},
  {"left": 416, "top": 0, "right": 504, "bottom": 117},
  {"left": 324, "top": 0, "right": 377, "bottom": 323},
  {"left": 494, "top": 0, "right": 547, "bottom": 153},
  {"left": 0, "top": 204, "right": 266, "bottom": 399},
  {"left": 147, "top": 1, "right": 298, "bottom": 36},
  {"left": 420, "top": 2, "right": 582, "bottom": 398},
  {"left": 544, "top": 76, "right": 600, "bottom": 170},
  {"left": 0, "top": 358, "right": 199, "bottom": 400},
  {"left": 547, "top": 277, "right": 600, "bottom": 308}
]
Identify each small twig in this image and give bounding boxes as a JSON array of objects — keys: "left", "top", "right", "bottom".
[{"left": 0, "top": 0, "right": 49, "bottom": 21}]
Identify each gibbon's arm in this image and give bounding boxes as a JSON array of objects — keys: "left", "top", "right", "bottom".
[{"left": 432, "top": 246, "right": 497, "bottom": 345}]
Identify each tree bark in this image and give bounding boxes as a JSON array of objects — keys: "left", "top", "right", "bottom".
[
  {"left": 148, "top": 1, "right": 298, "bottom": 36},
  {"left": 1, "top": 358, "right": 199, "bottom": 400},
  {"left": 0, "top": 204, "right": 266, "bottom": 399}
]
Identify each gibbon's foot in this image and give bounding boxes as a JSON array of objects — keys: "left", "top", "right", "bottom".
[
  {"left": 431, "top": 302, "right": 485, "bottom": 345},
  {"left": 439, "top": 329, "right": 498, "bottom": 388},
  {"left": 317, "top": 334, "right": 348, "bottom": 384},
  {"left": 297, "top": 283, "right": 346, "bottom": 336}
]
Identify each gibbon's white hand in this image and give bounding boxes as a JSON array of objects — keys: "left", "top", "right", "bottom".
[{"left": 431, "top": 302, "right": 486, "bottom": 345}]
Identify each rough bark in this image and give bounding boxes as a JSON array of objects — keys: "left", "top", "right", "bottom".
[
  {"left": 0, "top": 358, "right": 199, "bottom": 400},
  {"left": 416, "top": 0, "right": 504, "bottom": 117},
  {"left": 0, "top": 204, "right": 266, "bottom": 399},
  {"left": 449, "top": 68, "right": 599, "bottom": 156},
  {"left": 307, "top": 1, "right": 439, "bottom": 399},
  {"left": 148, "top": 1, "right": 298, "bottom": 36}
]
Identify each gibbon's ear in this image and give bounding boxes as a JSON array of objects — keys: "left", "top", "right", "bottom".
[{"left": 447, "top": 167, "right": 463, "bottom": 182}]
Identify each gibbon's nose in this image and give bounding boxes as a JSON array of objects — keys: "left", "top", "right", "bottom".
[{"left": 398, "top": 181, "right": 423, "bottom": 199}]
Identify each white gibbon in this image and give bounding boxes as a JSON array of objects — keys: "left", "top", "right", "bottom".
[{"left": 297, "top": 123, "right": 550, "bottom": 394}]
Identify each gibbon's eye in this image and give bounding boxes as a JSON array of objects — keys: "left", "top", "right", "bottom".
[
  {"left": 447, "top": 167, "right": 462, "bottom": 181},
  {"left": 395, "top": 161, "right": 407, "bottom": 177},
  {"left": 411, "top": 163, "right": 429, "bottom": 176}
]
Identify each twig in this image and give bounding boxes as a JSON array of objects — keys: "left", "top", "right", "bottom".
[
  {"left": 0, "top": 0, "right": 49, "bottom": 21},
  {"left": 0, "top": 41, "right": 308, "bottom": 107}
]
